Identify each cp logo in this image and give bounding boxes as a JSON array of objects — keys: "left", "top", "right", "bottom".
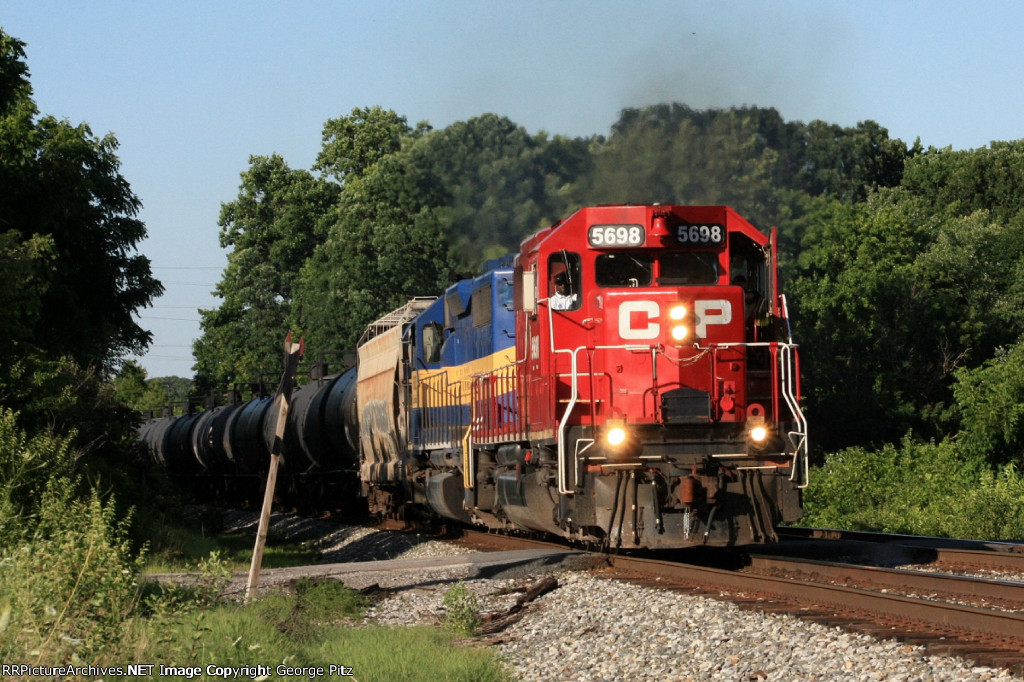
[{"left": 618, "top": 300, "right": 732, "bottom": 340}]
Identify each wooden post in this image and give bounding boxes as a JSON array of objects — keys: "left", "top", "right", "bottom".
[{"left": 245, "top": 333, "right": 304, "bottom": 603}]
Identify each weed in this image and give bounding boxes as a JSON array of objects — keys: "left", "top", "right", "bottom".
[
  {"left": 441, "top": 581, "right": 481, "bottom": 637},
  {"left": 0, "top": 481, "right": 144, "bottom": 662}
]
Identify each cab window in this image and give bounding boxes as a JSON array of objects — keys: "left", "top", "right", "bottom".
[
  {"left": 547, "top": 251, "right": 582, "bottom": 311},
  {"left": 659, "top": 252, "right": 719, "bottom": 285},
  {"left": 595, "top": 253, "right": 652, "bottom": 287}
]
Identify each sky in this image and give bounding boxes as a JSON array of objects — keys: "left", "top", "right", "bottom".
[{"left": 4, "top": 1, "right": 1024, "bottom": 378}]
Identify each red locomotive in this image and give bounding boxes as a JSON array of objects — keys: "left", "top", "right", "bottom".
[{"left": 449, "top": 204, "right": 806, "bottom": 548}]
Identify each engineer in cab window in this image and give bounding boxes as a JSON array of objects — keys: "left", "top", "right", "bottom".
[{"left": 550, "top": 272, "right": 578, "bottom": 310}]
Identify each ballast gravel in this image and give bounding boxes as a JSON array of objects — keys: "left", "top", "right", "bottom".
[{"left": 217, "top": 509, "right": 1020, "bottom": 681}]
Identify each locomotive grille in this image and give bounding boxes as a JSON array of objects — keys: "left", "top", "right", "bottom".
[{"left": 660, "top": 387, "right": 711, "bottom": 424}]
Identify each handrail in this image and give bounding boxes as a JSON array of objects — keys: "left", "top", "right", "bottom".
[
  {"left": 416, "top": 371, "right": 462, "bottom": 452},
  {"left": 536, "top": 304, "right": 808, "bottom": 494},
  {"left": 553, "top": 339, "right": 809, "bottom": 494},
  {"left": 779, "top": 343, "right": 809, "bottom": 487},
  {"left": 554, "top": 341, "right": 662, "bottom": 494}
]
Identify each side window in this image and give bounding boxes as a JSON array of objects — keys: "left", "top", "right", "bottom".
[
  {"left": 422, "top": 322, "right": 443, "bottom": 363},
  {"left": 547, "top": 251, "right": 581, "bottom": 311},
  {"left": 595, "top": 253, "right": 652, "bottom": 287}
]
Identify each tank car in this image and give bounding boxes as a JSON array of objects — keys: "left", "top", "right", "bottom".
[{"left": 138, "top": 367, "right": 362, "bottom": 508}]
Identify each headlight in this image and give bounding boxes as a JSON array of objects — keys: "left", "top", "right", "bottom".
[
  {"left": 669, "top": 304, "right": 689, "bottom": 344},
  {"left": 602, "top": 419, "right": 641, "bottom": 459},
  {"left": 749, "top": 425, "right": 768, "bottom": 443}
]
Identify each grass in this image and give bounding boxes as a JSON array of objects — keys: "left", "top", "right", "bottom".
[
  {"left": 1, "top": 488, "right": 511, "bottom": 681},
  {"left": 131, "top": 522, "right": 511, "bottom": 681},
  {"left": 143, "top": 526, "right": 320, "bottom": 573},
  {"left": 130, "top": 578, "right": 511, "bottom": 682}
]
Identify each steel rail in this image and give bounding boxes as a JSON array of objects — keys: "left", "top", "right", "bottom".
[
  {"left": 777, "top": 527, "right": 1024, "bottom": 572},
  {"left": 609, "top": 554, "right": 1024, "bottom": 641},
  {"left": 746, "top": 554, "right": 1024, "bottom": 606}
]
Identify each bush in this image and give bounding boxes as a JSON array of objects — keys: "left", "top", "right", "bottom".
[
  {"left": 0, "top": 408, "right": 76, "bottom": 547},
  {"left": 802, "top": 436, "right": 1024, "bottom": 540},
  {"left": 0, "top": 481, "right": 144, "bottom": 661},
  {"left": 945, "top": 464, "right": 1024, "bottom": 540},
  {"left": 441, "top": 581, "right": 481, "bottom": 637}
]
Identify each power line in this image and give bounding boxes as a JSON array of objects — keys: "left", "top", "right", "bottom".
[
  {"left": 138, "top": 315, "right": 202, "bottom": 322},
  {"left": 152, "top": 266, "right": 223, "bottom": 270}
]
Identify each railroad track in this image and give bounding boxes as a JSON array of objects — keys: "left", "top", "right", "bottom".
[
  {"left": 451, "top": 527, "right": 1024, "bottom": 674},
  {"left": 777, "top": 526, "right": 1024, "bottom": 574}
]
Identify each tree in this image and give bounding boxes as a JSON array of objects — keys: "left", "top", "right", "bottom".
[
  {"left": 572, "top": 105, "right": 910, "bottom": 244},
  {"left": 401, "top": 114, "right": 590, "bottom": 261},
  {"left": 954, "top": 344, "right": 1024, "bottom": 467},
  {"left": 110, "top": 361, "right": 191, "bottom": 415},
  {"left": 292, "top": 147, "right": 454, "bottom": 352},
  {"left": 797, "top": 119, "right": 911, "bottom": 203},
  {"left": 572, "top": 105, "right": 789, "bottom": 229},
  {"left": 193, "top": 154, "right": 339, "bottom": 389},
  {"left": 0, "top": 30, "right": 162, "bottom": 372},
  {"left": 901, "top": 140, "right": 1024, "bottom": 223},
  {"left": 314, "top": 105, "right": 415, "bottom": 183},
  {"left": 792, "top": 174, "right": 1024, "bottom": 453},
  {"left": 291, "top": 112, "right": 589, "bottom": 351}
]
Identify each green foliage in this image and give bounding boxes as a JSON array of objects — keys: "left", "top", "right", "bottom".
[
  {"left": 954, "top": 344, "right": 1024, "bottom": 466},
  {"left": 403, "top": 113, "right": 589, "bottom": 260},
  {"left": 0, "top": 481, "right": 144, "bottom": 661},
  {"left": 292, "top": 156, "right": 455, "bottom": 351},
  {"left": 0, "top": 408, "right": 76, "bottom": 547},
  {"left": 0, "top": 28, "right": 162, "bottom": 371},
  {"left": 0, "top": 230, "right": 55, "bottom": 354},
  {"left": 194, "top": 154, "right": 340, "bottom": 389},
  {"left": 144, "top": 529, "right": 319, "bottom": 574},
  {"left": 572, "top": 105, "right": 909, "bottom": 235},
  {"left": 792, "top": 142, "right": 1024, "bottom": 452},
  {"left": 0, "top": 31, "right": 31, "bottom": 113},
  {"left": 138, "top": 583, "right": 506, "bottom": 681},
  {"left": 797, "top": 119, "right": 911, "bottom": 203},
  {"left": 0, "top": 356, "right": 154, "bottom": 521},
  {"left": 110, "top": 361, "right": 193, "bottom": 414},
  {"left": 315, "top": 105, "right": 415, "bottom": 182},
  {"left": 946, "top": 464, "right": 1024, "bottom": 540},
  {"left": 802, "top": 437, "right": 1024, "bottom": 540},
  {"left": 291, "top": 577, "right": 369, "bottom": 623},
  {"left": 0, "top": 29, "right": 162, "bottom": 518},
  {"left": 574, "top": 105, "right": 787, "bottom": 227},
  {"left": 441, "top": 581, "right": 481, "bottom": 637},
  {"left": 313, "top": 625, "right": 511, "bottom": 682},
  {"left": 901, "top": 140, "right": 1024, "bottom": 223}
]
